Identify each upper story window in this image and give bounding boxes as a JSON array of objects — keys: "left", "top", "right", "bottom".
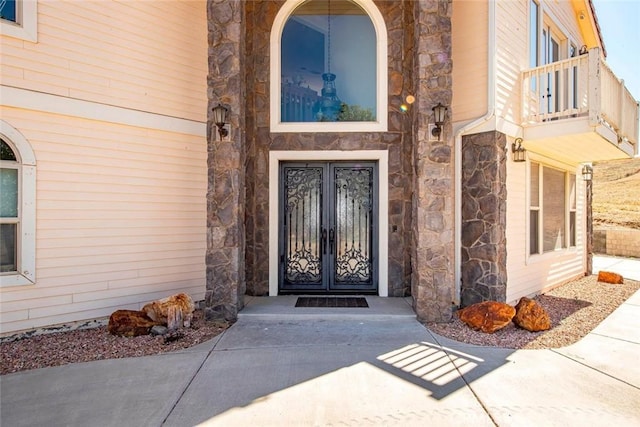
[
  {"left": 529, "top": 0, "right": 539, "bottom": 68},
  {"left": 0, "top": 0, "right": 17, "bottom": 22},
  {"left": 0, "top": 121, "right": 36, "bottom": 287},
  {"left": 529, "top": 1, "right": 578, "bottom": 67},
  {"left": 1, "top": 0, "right": 38, "bottom": 42},
  {"left": 271, "top": 0, "right": 388, "bottom": 132}
]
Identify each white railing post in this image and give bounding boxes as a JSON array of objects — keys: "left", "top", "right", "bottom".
[{"left": 588, "top": 47, "right": 601, "bottom": 127}]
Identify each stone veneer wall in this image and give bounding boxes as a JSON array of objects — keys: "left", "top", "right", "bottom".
[
  {"left": 410, "top": 0, "right": 455, "bottom": 322},
  {"left": 205, "top": 0, "right": 247, "bottom": 321},
  {"left": 243, "top": 0, "right": 418, "bottom": 300},
  {"left": 460, "top": 131, "right": 508, "bottom": 307},
  {"left": 208, "top": 0, "right": 454, "bottom": 322}
]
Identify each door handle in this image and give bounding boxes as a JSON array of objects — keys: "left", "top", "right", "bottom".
[
  {"left": 329, "top": 228, "right": 335, "bottom": 254},
  {"left": 321, "top": 228, "right": 327, "bottom": 254}
]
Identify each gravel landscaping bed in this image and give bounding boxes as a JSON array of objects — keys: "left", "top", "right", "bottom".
[
  {"left": 0, "top": 310, "right": 230, "bottom": 375},
  {"left": 427, "top": 275, "right": 639, "bottom": 349},
  {"left": 1, "top": 274, "right": 638, "bottom": 375}
]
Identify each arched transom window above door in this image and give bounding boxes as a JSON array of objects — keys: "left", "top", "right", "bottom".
[{"left": 270, "top": 0, "right": 388, "bottom": 133}]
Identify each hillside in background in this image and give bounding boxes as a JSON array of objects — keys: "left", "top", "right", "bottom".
[{"left": 592, "top": 157, "right": 640, "bottom": 230}]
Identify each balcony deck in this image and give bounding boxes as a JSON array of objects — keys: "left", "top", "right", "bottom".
[{"left": 521, "top": 48, "right": 638, "bottom": 165}]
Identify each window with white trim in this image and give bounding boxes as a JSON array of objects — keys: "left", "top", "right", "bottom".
[
  {"left": 568, "top": 173, "right": 576, "bottom": 247},
  {"left": 0, "top": 121, "right": 36, "bottom": 287},
  {"left": 271, "top": 0, "right": 388, "bottom": 132},
  {"left": 1, "top": 139, "right": 19, "bottom": 274},
  {"left": 529, "top": 162, "right": 577, "bottom": 255},
  {"left": 0, "top": 0, "right": 38, "bottom": 42}
]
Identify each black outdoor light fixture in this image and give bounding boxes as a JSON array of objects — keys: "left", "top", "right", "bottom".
[
  {"left": 212, "top": 103, "right": 229, "bottom": 140},
  {"left": 582, "top": 164, "right": 593, "bottom": 181},
  {"left": 431, "top": 102, "right": 447, "bottom": 140},
  {"left": 512, "top": 138, "right": 526, "bottom": 162}
]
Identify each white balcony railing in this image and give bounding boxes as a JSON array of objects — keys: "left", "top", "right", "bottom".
[{"left": 522, "top": 47, "right": 639, "bottom": 149}]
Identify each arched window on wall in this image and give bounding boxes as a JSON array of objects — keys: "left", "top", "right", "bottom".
[
  {"left": 0, "top": 121, "right": 36, "bottom": 286},
  {"left": 270, "top": 0, "right": 388, "bottom": 132}
]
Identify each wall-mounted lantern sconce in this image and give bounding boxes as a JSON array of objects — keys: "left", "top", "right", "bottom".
[
  {"left": 579, "top": 45, "right": 588, "bottom": 55},
  {"left": 511, "top": 138, "right": 526, "bottom": 162},
  {"left": 582, "top": 164, "right": 593, "bottom": 181},
  {"left": 431, "top": 102, "right": 448, "bottom": 141},
  {"left": 212, "top": 103, "right": 229, "bottom": 140}
]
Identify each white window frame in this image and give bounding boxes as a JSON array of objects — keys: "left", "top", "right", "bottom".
[
  {"left": 0, "top": 120, "right": 36, "bottom": 287},
  {"left": 1, "top": 0, "right": 37, "bottom": 42},
  {"left": 568, "top": 172, "right": 577, "bottom": 247},
  {"left": 531, "top": 1, "right": 582, "bottom": 66},
  {"left": 529, "top": 0, "right": 540, "bottom": 68},
  {"left": 270, "top": 0, "right": 388, "bottom": 133},
  {"left": 527, "top": 157, "right": 579, "bottom": 258}
]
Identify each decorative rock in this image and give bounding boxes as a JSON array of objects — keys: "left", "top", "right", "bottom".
[
  {"left": 163, "top": 329, "right": 185, "bottom": 344},
  {"left": 142, "top": 293, "right": 195, "bottom": 330},
  {"left": 150, "top": 325, "right": 169, "bottom": 336},
  {"left": 597, "top": 271, "right": 624, "bottom": 284},
  {"left": 457, "top": 301, "right": 515, "bottom": 333},
  {"left": 107, "top": 310, "right": 160, "bottom": 337},
  {"left": 513, "top": 297, "right": 551, "bottom": 332}
]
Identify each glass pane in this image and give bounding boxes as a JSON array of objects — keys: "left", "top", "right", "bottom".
[
  {"left": 0, "top": 0, "right": 17, "bottom": 23},
  {"left": 1, "top": 168, "right": 18, "bottom": 217},
  {"left": 530, "top": 162, "right": 539, "bottom": 207},
  {"left": 529, "top": 0, "right": 538, "bottom": 68},
  {"left": 569, "top": 174, "right": 576, "bottom": 210},
  {"left": 283, "top": 166, "right": 323, "bottom": 285},
  {"left": 0, "top": 223, "right": 17, "bottom": 273},
  {"left": 281, "top": 0, "right": 376, "bottom": 122},
  {"left": 543, "top": 167, "right": 565, "bottom": 252},
  {"left": 530, "top": 210, "right": 539, "bottom": 255},
  {"left": 570, "top": 211, "right": 576, "bottom": 247},
  {"left": 1, "top": 139, "right": 17, "bottom": 161},
  {"left": 334, "top": 166, "right": 373, "bottom": 285}
]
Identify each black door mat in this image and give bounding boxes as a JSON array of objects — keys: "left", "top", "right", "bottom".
[{"left": 295, "top": 297, "right": 369, "bottom": 308}]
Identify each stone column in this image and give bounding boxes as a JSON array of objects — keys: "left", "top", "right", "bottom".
[
  {"left": 411, "top": 0, "right": 455, "bottom": 322},
  {"left": 205, "top": 0, "right": 246, "bottom": 321},
  {"left": 460, "top": 131, "right": 508, "bottom": 306}
]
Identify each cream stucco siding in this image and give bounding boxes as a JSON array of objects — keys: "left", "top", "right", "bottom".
[
  {"left": 495, "top": 0, "right": 528, "bottom": 127},
  {"left": 505, "top": 149, "right": 588, "bottom": 304},
  {"left": 494, "top": 0, "right": 587, "bottom": 130},
  {"left": 0, "top": 0, "right": 207, "bottom": 334},
  {"left": 491, "top": 1, "right": 592, "bottom": 302},
  {"left": 0, "top": 0, "right": 207, "bottom": 122},
  {"left": 0, "top": 107, "right": 207, "bottom": 333},
  {"left": 452, "top": 0, "right": 488, "bottom": 123}
]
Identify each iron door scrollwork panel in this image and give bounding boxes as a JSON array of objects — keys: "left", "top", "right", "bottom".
[
  {"left": 279, "top": 162, "right": 377, "bottom": 293},
  {"left": 331, "top": 165, "right": 374, "bottom": 289},
  {"left": 281, "top": 165, "right": 324, "bottom": 289}
]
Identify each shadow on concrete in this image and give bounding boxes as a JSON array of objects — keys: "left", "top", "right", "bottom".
[{"left": 163, "top": 318, "right": 515, "bottom": 426}]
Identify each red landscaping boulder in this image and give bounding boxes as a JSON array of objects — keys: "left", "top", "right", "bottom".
[
  {"left": 142, "top": 293, "right": 195, "bottom": 330},
  {"left": 107, "top": 310, "right": 161, "bottom": 337},
  {"left": 457, "top": 301, "right": 516, "bottom": 334},
  {"left": 513, "top": 297, "right": 551, "bottom": 332},
  {"left": 597, "top": 271, "right": 624, "bottom": 284}
]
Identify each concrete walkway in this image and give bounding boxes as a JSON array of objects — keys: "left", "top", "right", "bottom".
[{"left": 1, "top": 256, "right": 639, "bottom": 426}]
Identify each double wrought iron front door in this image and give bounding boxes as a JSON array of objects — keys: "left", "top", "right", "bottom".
[{"left": 279, "top": 162, "right": 378, "bottom": 293}]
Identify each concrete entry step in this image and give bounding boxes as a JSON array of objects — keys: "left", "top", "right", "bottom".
[{"left": 239, "top": 295, "right": 416, "bottom": 320}]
